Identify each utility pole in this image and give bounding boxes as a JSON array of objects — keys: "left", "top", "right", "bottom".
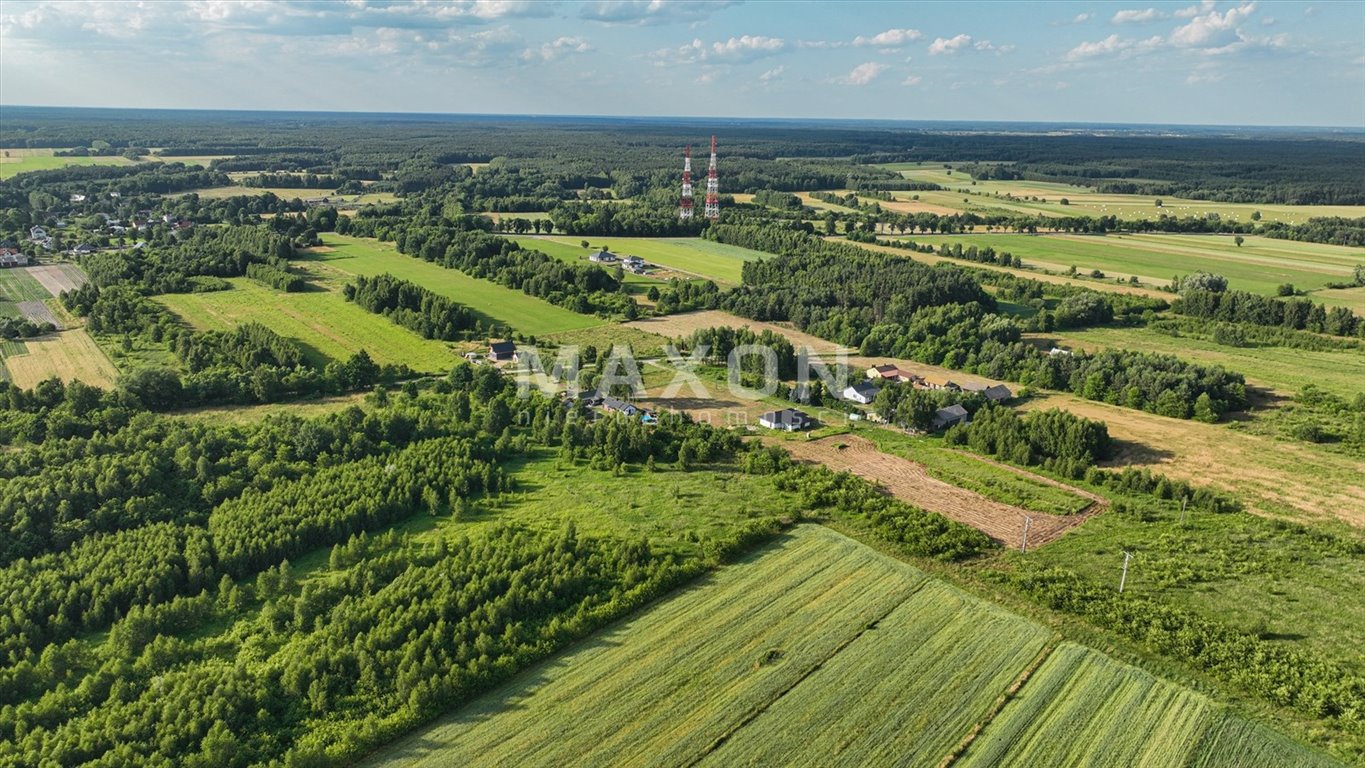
[
  {"left": 1020, "top": 516, "right": 1033, "bottom": 552},
  {"left": 1119, "top": 550, "right": 1132, "bottom": 594},
  {"left": 1179, "top": 497, "right": 1188, "bottom": 526}
]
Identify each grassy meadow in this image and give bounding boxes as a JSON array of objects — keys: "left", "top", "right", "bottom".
[
  {"left": 0, "top": 148, "right": 134, "bottom": 179},
  {"left": 897, "top": 233, "right": 1364, "bottom": 297},
  {"left": 309, "top": 234, "right": 603, "bottom": 336},
  {"left": 875, "top": 163, "right": 1365, "bottom": 225},
  {"left": 0, "top": 328, "right": 120, "bottom": 389},
  {"left": 156, "top": 263, "right": 458, "bottom": 371},
  {"left": 513, "top": 235, "right": 767, "bottom": 286}
]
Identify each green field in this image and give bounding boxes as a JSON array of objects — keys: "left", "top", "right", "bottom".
[
  {"left": 0, "top": 268, "right": 55, "bottom": 305},
  {"left": 902, "top": 232, "right": 1365, "bottom": 297},
  {"left": 156, "top": 264, "right": 457, "bottom": 371},
  {"left": 364, "top": 526, "right": 1333, "bottom": 768},
  {"left": 874, "top": 164, "right": 1365, "bottom": 225},
  {"left": 0, "top": 150, "right": 133, "bottom": 179},
  {"left": 1036, "top": 326, "right": 1365, "bottom": 399},
  {"left": 514, "top": 235, "right": 767, "bottom": 286},
  {"left": 311, "top": 234, "right": 603, "bottom": 336},
  {"left": 959, "top": 643, "right": 1338, "bottom": 768}
]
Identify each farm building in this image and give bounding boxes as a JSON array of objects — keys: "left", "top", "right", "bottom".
[
  {"left": 932, "top": 404, "right": 971, "bottom": 431},
  {"left": 0, "top": 249, "right": 28, "bottom": 268},
  {"left": 488, "top": 340, "right": 517, "bottom": 362},
  {"left": 918, "top": 374, "right": 960, "bottom": 391},
  {"left": 962, "top": 382, "right": 1013, "bottom": 404},
  {"left": 843, "top": 381, "right": 880, "bottom": 404},
  {"left": 867, "top": 364, "right": 900, "bottom": 380},
  {"left": 758, "top": 408, "right": 814, "bottom": 431}
]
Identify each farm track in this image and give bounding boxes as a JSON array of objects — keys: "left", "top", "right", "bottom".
[{"left": 775, "top": 434, "right": 1103, "bottom": 546}]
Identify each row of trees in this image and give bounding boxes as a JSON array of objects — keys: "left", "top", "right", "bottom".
[
  {"left": 1176, "top": 288, "right": 1364, "bottom": 339},
  {"left": 343, "top": 273, "right": 483, "bottom": 341},
  {"left": 244, "top": 260, "right": 304, "bottom": 292}
]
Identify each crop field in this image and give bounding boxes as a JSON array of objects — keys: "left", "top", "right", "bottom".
[
  {"left": 0, "top": 148, "right": 133, "bottom": 179},
  {"left": 514, "top": 235, "right": 767, "bottom": 286},
  {"left": 874, "top": 164, "right": 1365, "bottom": 225},
  {"left": 363, "top": 526, "right": 1335, "bottom": 768},
  {"left": 0, "top": 328, "right": 119, "bottom": 389},
  {"left": 506, "top": 236, "right": 664, "bottom": 289},
  {"left": 1023, "top": 393, "right": 1365, "bottom": 527},
  {"left": 0, "top": 267, "right": 56, "bottom": 304},
  {"left": 1034, "top": 327, "right": 1365, "bottom": 399},
  {"left": 309, "top": 234, "right": 602, "bottom": 336},
  {"left": 902, "top": 233, "right": 1363, "bottom": 296},
  {"left": 156, "top": 265, "right": 457, "bottom": 371}
]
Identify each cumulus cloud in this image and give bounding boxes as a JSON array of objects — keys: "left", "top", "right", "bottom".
[
  {"left": 1169, "top": 1, "right": 1257, "bottom": 48},
  {"left": 928, "top": 34, "right": 972, "bottom": 55},
  {"left": 974, "top": 39, "right": 1014, "bottom": 53},
  {"left": 758, "top": 65, "right": 785, "bottom": 83},
  {"left": 1175, "top": 0, "right": 1217, "bottom": 19},
  {"left": 838, "top": 61, "right": 888, "bottom": 85},
  {"left": 580, "top": 0, "right": 736, "bottom": 26},
  {"left": 853, "top": 28, "right": 922, "bottom": 48},
  {"left": 1066, "top": 33, "right": 1162, "bottom": 60},
  {"left": 1112, "top": 8, "right": 1165, "bottom": 24},
  {"left": 658, "top": 34, "right": 786, "bottom": 64},
  {"left": 521, "top": 36, "right": 593, "bottom": 62}
]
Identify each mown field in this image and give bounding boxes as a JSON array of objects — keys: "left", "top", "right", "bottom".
[
  {"left": 310, "top": 234, "right": 602, "bottom": 336},
  {"left": 156, "top": 263, "right": 458, "bottom": 371},
  {"left": 0, "top": 328, "right": 120, "bottom": 389},
  {"left": 0, "top": 148, "right": 134, "bottom": 179},
  {"left": 0, "top": 267, "right": 56, "bottom": 306},
  {"left": 874, "top": 163, "right": 1365, "bottom": 225},
  {"left": 513, "top": 235, "right": 767, "bottom": 286},
  {"left": 896, "top": 233, "right": 1364, "bottom": 298},
  {"left": 1034, "top": 326, "right": 1365, "bottom": 399},
  {"left": 363, "top": 526, "right": 1335, "bottom": 768}
]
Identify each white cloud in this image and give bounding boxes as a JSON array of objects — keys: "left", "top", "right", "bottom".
[
  {"left": 853, "top": 28, "right": 922, "bottom": 48},
  {"left": 580, "top": 0, "right": 736, "bottom": 26},
  {"left": 974, "top": 39, "right": 1014, "bottom": 53},
  {"left": 1169, "top": 1, "right": 1257, "bottom": 48},
  {"left": 928, "top": 34, "right": 972, "bottom": 55},
  {"left": 521, "top": 36, "right": 593, "bottom": 62},
  {"left": 901, "top": 74, "right": 922, "bottom": 86},
  {"left": 1073, "top": 12, "right": 1092, "bottom": 23},
  {"left": 758, "top": 65, "right": 784, "bottom": 83},
  {"left": 1066, "top": 33, "right": 1162, "bottom": 60},
  {"left": 658, "top": 34, "right": 786, "bottom": 64},
  {"left": 839, "top": 61, "right": 888, "bottom": 85},
  {"left": 1112, "top": 8, "right": 1165, "bottom": 24},
  {"left": 1175, "top": 0, "right": 1217, "bottom": 19}
]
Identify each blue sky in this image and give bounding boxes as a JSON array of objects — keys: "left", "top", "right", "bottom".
[{"left": 2, "top": 1, "right": 1362, "bottom": 126}]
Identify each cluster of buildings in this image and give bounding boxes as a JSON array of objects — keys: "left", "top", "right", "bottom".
[
  {"left": 588, "top": 248, "right": 650, "bottom": 275},
  {"left": 0, "top": 241, "right": 27, "bottom": 267}
]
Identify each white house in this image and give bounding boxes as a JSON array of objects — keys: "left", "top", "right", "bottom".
[
  {"left": 842, "top": 381, "right": 879, "bottom": 404},
  {"left": 758, "top": 408, "right": 813, "bottom": 431}
]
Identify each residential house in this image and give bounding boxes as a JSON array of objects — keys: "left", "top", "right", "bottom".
[
  {"left": 601, "top": 395, "right": 640, "bottom": 417},
  {"left": 0, "top": 247, "right": 28, "bottom": 267},
  {"left": 982, "top": 384, "right": 1013, "bottom": 404},
  {"left": 29, "top": 226, "right": 47, "bottom": 241},
  {"left": 867, "top": 364, "right": 900, "bottom": 380},
  {"left": 842, "top": 381, "right": 880, "bottom": 404},
  {"left": 70, "top": 243, "right": 97, "bottom": 256},
  {"left": 918, "top": 373, "right": 960, "bottom": 391},
  {"left": 758, "top": 408, "right": 814, "bottom": 431},
  {"left": 1048, "top": 347, "right": 1073, "bottom": 357},
  {"left": 588, "top": 249, "right": 618, "bottom": 264},
  {"left": 488, "top": 340, "right": 517, "bottom": 362},
  {"left": 931, "top": 404, "right": 971, "bottom": 431}
]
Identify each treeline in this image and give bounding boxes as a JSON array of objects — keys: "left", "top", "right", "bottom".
[
  {"left": 549, "top": 200, "right": 708, "bottom": 237},
  {"left": 173, "top": 322, "right": 305, "bottom": 373},
  {"left": 244, "top": 259, "right": 304, "bottom": 291},
  {"left": 240, "top": 173, "right": 341, "bottom": 190},
  {"left": 1259, "top": 217, "right": 1365, "bottom": 247},
  {"left": 0, "top": 163, "right": 230, "bottom": 210},
  {"left": 343, "top": 273, "right": 482, "bottom": 340},
  {"left": 1176, "top": 288, "right": 1364, "bottom": 339},
  {"left": 0, "top": 316, "right": 55, "bottom": 340},
  {"left": 76, "top": 224, "right": 294, "bottom": 293},
  {"left": 675, "top": 325, "right": 799, "bottom": 381}
]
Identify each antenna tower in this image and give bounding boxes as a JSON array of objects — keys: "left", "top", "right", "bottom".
[
  {"left": 704, "top": 135, "right": 720, "bottom": 220},
  {"left": 679, "top": 145, "right": 693, "bottom": 220}
]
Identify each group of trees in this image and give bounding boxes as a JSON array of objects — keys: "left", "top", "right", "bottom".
[
  {"left": 1176, "top": 287, "right": 1364, "bottom": 339},
  {"left": 245, "top": 259, "right": 304, "bottom": 292},
  {"left": 343, "top": 273, "right": 483, "bottom": 341}
]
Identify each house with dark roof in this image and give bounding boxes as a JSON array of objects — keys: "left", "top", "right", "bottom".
[
  {"left": 842, "top": 381, "right": 880, "bottom": 404},
  {"left": 931, "top": 404, "right": 971, "bottom": 431},
  {"left": 488, "top": 340, "right": 517, "bottom": 362},
  {"left": 601, "top": 395, "right": 639, "bottom": 417},
  {"left": 588, "top": 249, "right": 618, "bottom": 264},
  {"left": 918, "top": 373, "right": 960, "bottom": 391},
  {"left": 759, "top": 408, "right": 814, "bottom": 431},
  {"left": 982, "top": 384, "right": 1013, "bottom": 403}
]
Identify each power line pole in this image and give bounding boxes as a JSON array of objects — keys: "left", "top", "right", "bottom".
[
  {"left": 1020, "top": 516, "right": 1032, "bottom": 553},
  {"left": 1118, "top": 551, "right": 1132, "bottom": 594},
  {"left": 1179, "top": 496, "right": 1188, "bottom": 526}
]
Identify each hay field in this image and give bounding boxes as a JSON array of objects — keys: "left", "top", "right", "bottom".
[
  {"left": 312, "top": 235, "right": 603, "bottom": 335},
  {"left": 514, "top": 235, "right": 767, "bottom": 286},
  {"left": 0, "top": 148, "right": 133, "bottom": 179},
  {"left": 0, "top": 328, "right": 119, "bottom": 389}
]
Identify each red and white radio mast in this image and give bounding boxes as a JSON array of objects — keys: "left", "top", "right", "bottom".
[
  {"left": 704, "top": 135, "right": 720, "bottom": 220},
  {"left": 679, "top": 145, "right": 693, "bottom": 220}
]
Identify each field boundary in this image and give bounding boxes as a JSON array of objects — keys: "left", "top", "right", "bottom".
[{"left": 940, "top": 639, "right": 1060, "bottom": 768}]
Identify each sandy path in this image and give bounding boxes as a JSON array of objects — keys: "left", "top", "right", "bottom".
[{"left": 777, "top": 435, "right": 1100, "bottom": 547}]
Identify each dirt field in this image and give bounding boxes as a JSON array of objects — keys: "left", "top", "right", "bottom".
[
  {"left": 25, "top": 264, "right": 87, "bottom": 296},
  {"left": 1, "top": 328, "right": 119, "bottom": 389},
  {"left": 1025, "top": 394, "right": 1365, "bottom": 528},
  {"left": 779, "top": 434, "right": 1102, "bottom": 547},
  {"left": 16, "top": 300, "right": 61, "bottom": 328}
]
